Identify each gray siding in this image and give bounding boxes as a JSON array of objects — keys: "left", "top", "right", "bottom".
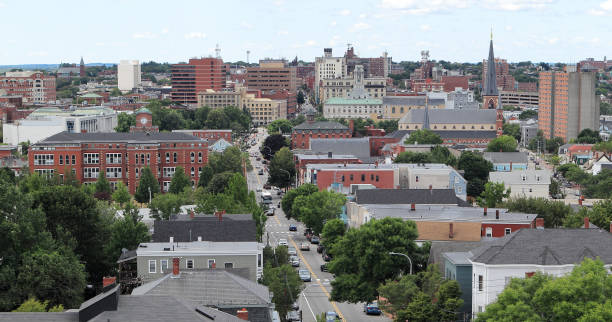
[
  {"left": 138, "top": 254, "right": 258, "bottom": 282},
  {"left": 444, "top": 259, "right": 473, "bottom": 317}
]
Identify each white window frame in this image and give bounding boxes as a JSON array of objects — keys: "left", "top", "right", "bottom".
[
  {"left": 186, "top": 259, "right": 194, "bottom": 269},
  {"left": 160, "top": 259, "right": 168, "bottom": 272},
  {"left": 485, "top": 227, "right": 493, "bottom": 238},
  {"left": 148, "top": 260, "right": 156, "bottom": 273},
  {"left": 505, "top": 228, "right": 512, "bottom": 235},
  {"left": 83, "top": 153, "right": 99, "bottom": 164}
]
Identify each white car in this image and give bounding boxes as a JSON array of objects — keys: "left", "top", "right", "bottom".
[{"left": 278, "top": 239, "right": 288, "bottom": 246}]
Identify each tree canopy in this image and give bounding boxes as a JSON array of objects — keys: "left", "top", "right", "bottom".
[
  {"left": 457, "top": 151, "right": 493, "bottom": 197},
  {"left": 486, "top": 135, "right": 518, "bottom": 152},
  {"left": 477, "top": 182, "right": 511, "bottom": 208},
  {"left": 261, "top": 134, "right": 289, "bottom": 160},
  {"left": 168, "top": 166, "right": 190, "bottom": 194},
  {"left": 293, "top": 190, "right": 345, "bottom": 235},
  {"left": 404, "top": 129, "right": 443, "bottom": 145},
  {"left": 575, "top": 129, "right": 601, "bottom": 144},
  {"left": 268, "top": 147, "right": 295, "bottom": 189},
  {"left": 394, "top": 145, "right": 457, "bottom": 166},
  {"left": 502, "top": 123, "right": 521, "bottom": 142},
  {"left": 281, "top": 183, "right": 318, "bottom": 220},
  {"left": 267, "top": 119, "right": 293, "bottom": 135},
  {"left": 134, "top": 167, "right": 160, "bottom": 203}
]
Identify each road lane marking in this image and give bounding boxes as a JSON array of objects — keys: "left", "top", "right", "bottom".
[{"left": 301, "top": 285, "right": 317, "bottom": 322}]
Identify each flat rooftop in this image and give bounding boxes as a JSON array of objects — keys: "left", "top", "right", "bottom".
[{"left": 361, "top": 204, "right": 537, "bottom": 223}]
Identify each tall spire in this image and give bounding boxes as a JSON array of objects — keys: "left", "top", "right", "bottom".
[{"left": 484, "top": 36, "right": 498, "bottom": 96}]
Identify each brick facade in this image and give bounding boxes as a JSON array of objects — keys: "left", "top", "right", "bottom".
[
  {"left": 311, "top": 168, "right": 395, "bottom": 190},
  {"left": 171, "top": 58, "right": 225, "bottom": 105},
  {"left": 0, "top": 72, "right": 56, "bottom": 104}
]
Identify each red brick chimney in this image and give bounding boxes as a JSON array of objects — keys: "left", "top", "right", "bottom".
[
  {"left": 236, "top": 308, "right": 249, "bottom": 321},
  {"left": 411, "top": 203, "right": 416, "bottom": 211},
  {"left": 172, "top": 258, "right": 180, "bottom": 277},
  {"left": 449, "top": 223, "right": 454, "bottom": 239},
  {"left": 190, "top": 210, "right": 195, "bottom": 219},
  {"left": 348, "top": 119, "right": 354, "bottom": 136},
  {"left": 102, "top": 276, "right": 116, "bottom": 288},
  {"left": 495, "top": 210, "right": 500, "bottom": 220},
  {"left": 483, "top": 207, "right": 488, "bottom": 216},
  {"left": 584, "top": 217, "right": 590, "bottom": 229},
  {"left": 535, "top": 218, "right": 544, "bottom": 229}
]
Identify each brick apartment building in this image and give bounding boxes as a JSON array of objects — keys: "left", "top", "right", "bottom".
[
  {"left": 171, "top": 58, "right": 225, "bottom": 105},
  {"left": 172, "top": 129, "right": 232, "bottom": 143},
  {"left": 0, "top": 71, "right": 56, "bottom": 104},
  {"left": 441, "top": 76, "right": 469, "bottom": 92},
  {"left": 261, "top": 89, "right": 297, "bottom": 117},
  {"left": 246, "top": 60, "right": 297, "bottom": 93},
  {"left": 29, "top": 132, "right": 208, "bottom": 194},
  {"left": 291, "top": 111, "right": 352, "bottom": 149}
]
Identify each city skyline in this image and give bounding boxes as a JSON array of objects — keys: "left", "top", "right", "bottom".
[{"left": 1, "top": 0, "right": 612, "bottom": 64}]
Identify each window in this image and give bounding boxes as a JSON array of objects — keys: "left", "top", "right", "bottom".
[
  {"left": 505, "top": 228, "right": 512, "bottom": 235},
  {"left": 370, "top": 174, "right": 374, "bottom": 181},
  {"left": 72, "top": 155, "right": 76, "bottom": 165},
  {"left": 160, "top": 260, "right": 168, "bottom": 272},
  {"left": 186, "top": 259, "right": 194, "bottom": 269},
  {"left": 147, "top": 153, "right": 150, "bottom": 164},
  {"left": 522, "top": 175, "right": 526, "bottom": 181},
  {"left": 106, "top": 167, "right": 122, "bottom": 178},
  {"left": 190, "top": 152, "right": 195, "bottom": 162},
  {"left": 341, "top": 175, "right": 345, "bottom": 182},
  {"left": 478, "top": 275, "right": 483, "bottom": 291},
  {"left": 198, "top": 152, "right": 203, "bottom": 163},
  {"left": 135, "top": 167, "right": 139, "bottom": 178},
  {"left": 485, "top": 227, "right": 493, "bottom": 237},
  {"left": 162, "top": 181, "right": 170, "bottom": 192},
  {"left": 106, "top": 153, "right": 122, "bottom": 164},
  {"left": 141, "top": 154, "right": 145, "bottom": 164},
  {"left": 135, "top": 153, "right": 139, "bottom": 165},
  {"left": 208, "top": 259, "right": 215, "bottom": 268},
  {"left": 84, "top": 153, "right": 98, "bottom": 164},
  {"left": 350, "top": 174, "right": 354, "bottom": 181},
  {"left": 415, "top": 175, "right": 419, "bottom": 182},
  {"left": 149, "top": 260, "right": 156, "bottom": 273},
  {"left": 376, "top": 175, "right": 379, "bottom": 182},
  {"left": 163, "top": 167, "right": 176, "bottom": 178},
  {"left": 34, "top": 169, "right": 54, "bottom": 176},
  {"left": 361, "top": 174, "right": 365, "bottom": 182},
  {"left": 34, "top": 154, "right": 54, "bottom": 165},
  {"left": 59, "top": 155, "right": 63, "bottom": 165},
  {"left": 224, "top": 262, "right": 234, "bottom": 269},
  {"left": 478, "top": 306, "right": 483, "bottom": 313},
  {"left": 165, "top": 153, "right": 170, "bottom": 162},
  {"left": 191, "top": 167, "right": 195, "bottom": 177},
  {"left": 258, "top": 254, "right": 262, "bottom": 267},
  {"left": 84, "top": 167, "right": 99, "bottom": 179},
  {"left": 173, "top": 152, "right": 177, "bottom": 163}
]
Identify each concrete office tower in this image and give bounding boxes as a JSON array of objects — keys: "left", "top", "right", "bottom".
[
  {"left": 538, "top": 68, "right": 599, "bottom": 142},
  {"left": 118, "top": 60, "right": 142, "bottom": 92},
  {"left": 314, "top": 48, "right": 347, "bottom": 103},
  {"left": 171, "top": 58, "right": 224, "bottom": 105}
]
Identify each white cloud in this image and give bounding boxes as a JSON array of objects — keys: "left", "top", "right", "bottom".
[
  {"left": 330, "top": 21, "right": 337, "bottom": 27},
  {"left": 306, "top": 40, "right": 317, "bottom": 46},
  {"left": 277, "top": 30, "right": 289, "bottom": 35},
  {"left": 484, "top": 0, "right": 554, "bottom": 11},
  {"left": 0, "top": 2, "right": 5, "bottom": 8},
  {"left": 184, "top": 32, "right": 206, "bottom": 39},
  {"left": 505, "top": 25, "right": 513, "bottom": 31},
  {"left": 27, "top": 51, "right": 48, "bottom": 57},
  {"left": 548, "top": 37, "right": 559, "bottom": 44},
  {"left": 380, "top": 0, "right": 471, "bottom": 14},
  {"left": 588, "top": 0, "right": 612, "bottom": 15},
  {"left": 420, "top": 24, "right": 431, "bottom": 31},
  {"left": 241, "top": 21, "right": 254, "bottom": 30},
  {"left": 273, "top": 0, "right": 285, "bottom": 6},
  {"left": 161, "top": 28, "right": 169, "bottom": 35},
  {"left": 292, "top": 40, "right": 318, "bottom": 49},
  {"left": 351, "top": 22, "right": 371, "bottom": 31},
  {"left": 329, "top": 35, "right": 340, "bottom": 46},
  {"left": 359, "top": 13, "right": 367, "bottom": 18},
  {"left": 132, "top": 32, "right": 156, "bottom": 39},
  {"left": 339, "top": 9, "right": 351, "bottom": 16}
]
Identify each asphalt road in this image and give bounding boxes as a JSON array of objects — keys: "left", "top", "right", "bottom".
[{"left": 246, "top": 128, "right": 390, "bottom": 322}]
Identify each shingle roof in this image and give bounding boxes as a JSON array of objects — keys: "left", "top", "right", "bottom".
[
  {"left": 293, "top": 121, "right": 349, "bottom": 132},
  {"left": 355, "top": 189, "right": 463, "bottom": 205},
  {"left": 0, "top": 313, "right": 78, "bottom": 322},
  {"left": 483, "top": 152, "right": 528, "bottom": 164},
  {"left": 152, "top": 215, "right": 256, "bottom": 243},
  {"left": 90, "top": 296, "right": 213, "bottom": 322},
  {"left": 399, "top": 109, "right": 497, "bottom": 124},
  {"left": 382, "top": 96, "right": 445, "bottom": 106},
  {"left": 469, "top": 229, "right": 612, "bottom": 265},
  {"left": 429, "top": 241, "right": 486, "bottom": 268},
  {"left": 35, "top": 131, "right": 204, "bottom": 145},
  {"left": 436, "top": 130, "right": 498, "bottom": 139}
]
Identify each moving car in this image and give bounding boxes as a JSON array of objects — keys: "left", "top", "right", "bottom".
[
  {"left": 320, "top": 263, "right": 328, "bottom": 272},
  {"left": 289, "top": 224, "right": 297, "bottom": 231},
  {"left": 325, "top": 311, "right": 339, "bottom": 321},
  {"left": 300, "top": 243, "right": 310, "bottom": 251},
  {"left": 288, "top": 246, "right": 297, "bottom": 256},
  {"left": 323, "top": 252, "right": 332, "bottom": 262},
  {"left": 258, "top": 169, "right": 264, "bottom": 175},
  {"left": 310, "top": 236, "right": 320, "bottom": 244},
  {"left": 364, "top": 302, "right": 382, "bottom": 315},
  {"left": 298, "top": 269, "right": 311, "bottom": 282},
  {"left": 278, "top": 239, "right": 288, "bottom": 246},
  {"left": 286, "top": 310, "right": 300, "bottom": 321},
  {"left": 265, "top": 209, "right": 275, "bottom": 216},
  {"left": 289, "top": 255, "right": 300, "bottom": 267},
  {"left": 317, "top": 244, "right": 325, "bottom": 254},
  {"left": 263, "top": 184, "right": 271, "bottom": 190}
]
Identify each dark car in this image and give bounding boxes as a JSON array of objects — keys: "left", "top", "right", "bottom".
[
  {"left": 320, "top": 263, "right": 328, "bottom": 272},
  {"left": 289, "top": 224, "right": 297, "bottom": 231},
  {"left": 364, "top": 302, "right": 382, "bottom": 315},
  {"left": 323, "top": 252, "right": 332, "bottom": 262},
  {"left": 311, "top": 236, "right": 320, "bottom": 244},
  {"left": 262, "top": 160, "right": 267, "bottom": 165},
  {"left": 317, "top": 244, "right": 325, "bottom": 254},
  {"left": 258, "top": 170, "right": 264, "bottom": 175},
  {"left": 263, "top": 184, "right": 271, "bottom": 190},
  {"left": 304, "top": 228, "right": 312, "bottom": 237}
]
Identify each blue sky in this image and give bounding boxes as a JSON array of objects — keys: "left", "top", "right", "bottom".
[{"left": 1, "top": 0, "right": 611, "bottom": 65}]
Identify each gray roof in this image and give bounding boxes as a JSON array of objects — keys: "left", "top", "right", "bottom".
[
  {"left": 152, "top": 214, "right": 256, "bottom": 243},
  {"left": 443, "top": 252, "right": 472, "bottom": 265},
  {"left": 0, "top": 313, "right": 78, "bottom": 322},
  {"left": 382, "top": 96, "right": 445, "bottom": 106},
  {"left": 428, "top": 240, "right": 486, "bottom": 272},
  {"left": 435, "top": 130, "right": 498, "bottom": 139},
  {"left": 90, "top": 296, "right": 213, "bottom": 322},
  {"left": 489, "top": 169, "right": 552, "bottom": 185},
  {"left": 132, "top": 270, "right": 271, "bottom": 307},
  {"left": 362, "top": 204, "right": 537, "bottom": 223},
  {"left": 483, "top": 152, "right": 528, "bottom": 164},
  {"left": 399, "top": 109, "right": 497, "bottom": 125},
  {"left": 386, "top": 130, "right": 411, "bottom": 139},
  {"left": 293, "top": 121, "right": 349, "bottom": 132},
  {"left": 309, "top": 138, "right": 374, "bottom": 162},
  {"left": 355, "top": 189, "right": 467, "bottom": 206},
  {"left": 117, "top": 249, "right": 137, "bottom": 263},
  {"left": 36, "top": 131, "right": 204, "bottom": 145},
  {"left": 470, "top": 229, "right": 612, "bottom": 265}
]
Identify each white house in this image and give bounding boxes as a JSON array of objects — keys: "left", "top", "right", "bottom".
[
  {"left": 470, "top": 229, "right": 612, "bottom": 317},
  {"left": 489, "top": 169, "right": 551, "bottom": 199}
]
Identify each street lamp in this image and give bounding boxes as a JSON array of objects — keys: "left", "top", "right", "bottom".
[{"left": 389, "top": 252, "right": 413, "bottom": 275}]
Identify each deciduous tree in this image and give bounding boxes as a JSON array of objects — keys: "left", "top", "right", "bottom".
[
  {"left": 169, "top": 166, "right": 190, "bottom": 194},
  {"left": 268, "top": 147, "right": 295, "bottom": 189},
  {"left": 94, "top": 170, "right": 112, "bottom": 200},
  {"left": 111, "top": 181, "right": 130, "bottom": 206},
  {"left": 134, "top": 167, "right": 159, "bottom": 204},
  {"left": 486, "top": 135, "right": 518, "bottom": 152},
  {"left": 261, "top": 134, "right": 288, "bottom": 160},
  {"left": 477, "top": 182, "right": 510, "bottom": 208},
  {"left": 404, "top": 129, "right": 442, "bottom": 145},
  {"left": 293, "top": 190, "right": 345, "bottom": 235},
  {"left": 281, "top": 183, "right": 318, "bottom": 220}
]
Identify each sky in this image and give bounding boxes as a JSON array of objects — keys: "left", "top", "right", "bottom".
[{"left": 0, "top": 0, "right": 611, "bottom": 65}]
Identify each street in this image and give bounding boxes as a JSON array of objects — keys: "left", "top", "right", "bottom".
[{"left": 246, "top": 128, "right": 390, "bottom": 322}]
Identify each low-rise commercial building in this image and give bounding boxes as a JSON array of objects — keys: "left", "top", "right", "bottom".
[{"left": 291, "top": 111, "right": 351, "bottom": 149}]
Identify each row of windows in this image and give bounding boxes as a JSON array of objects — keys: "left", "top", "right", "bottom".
[
  {"left": 337, "top": 173, "right": 380, "bottom": 182},
  {"left": 148, "top": 259, "right": 232, "bottom": 273}
]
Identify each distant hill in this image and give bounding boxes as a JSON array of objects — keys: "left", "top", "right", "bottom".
[{"left": 0, "top": 63, "right": 115, "bottom": 72}]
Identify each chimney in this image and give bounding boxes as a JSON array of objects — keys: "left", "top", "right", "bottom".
[
  {"left": 172, "top": 258, "right": 180, "bottom": 277},
  {"left": 236, "top": 308, "right": 249, "bottom": 321},
  {"left": 169, "top": 236, "right": 174, "bottom": 244},
  {"left": 197, "top": 236, "right": 202, "bottom": 241},
  {"left": 411, "top": 203, "right": 416, "bottom": 211},
  {"left": 211, "top": 262, "right": 216, "bottom": 269},
  {"left": 483, "top": 207, "right": 488, "bottom": 216},
  {"left": 429, "top": 184, "right": 432, "bottom": 191},
  {"left": 102, "top": 276, "right": 116, "bottom": 288},
  {"left": 495, "top": 210, "right": 500, "bottom": 220},
  {"left": 190, "top": 210, "right": 195, "bottom": 219},
  {"left": 449, "top": 223, "right": 454, "bottom": 239},
  {"left": 584, "top": 217, "right": 590, "bottom": 229},
  {"left": 328, "top": 151, "right": 332, "bottom": 158},
  {"left": 535, "top": 218, "right": 544, "bottom": 229},
  {"left": 509, "top": 161, "right": 513, "bottom": 171},
  {"left": 348, "top": 119, "right": 354, "bottom": 135}
]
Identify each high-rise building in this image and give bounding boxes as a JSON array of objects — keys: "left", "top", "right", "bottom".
[
  {"left": 171, "top": 58, "right": 225, "bottom": 105},
  {"left": 538, "top": 67, "right": 599, "bottom": 141},
  {"left": 118, "top": 60, "right": 142, "bottom": 92},
  {"left": 0, "top": 71, "right": 56, "bottom": 104},
  {"left": 482, "top": 36, "right": 504, "bottom": 137},
  {"left": 245, "top": 59, "right": 297, "bottom": 93},
  {"left": 314, "top": 48, "right": 347, "bottom": 103}
]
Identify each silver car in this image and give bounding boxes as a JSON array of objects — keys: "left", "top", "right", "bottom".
[
  {"left": 289, "top": 255, "right": 300, "bottom": 267},
  {"left": 298, "top": 269, "right": 311, "bottom": 282},
  {"left": 288, "top": 246, "right": 297, "bottom": 256}
]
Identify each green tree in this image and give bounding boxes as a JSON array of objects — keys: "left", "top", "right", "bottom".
[
  {"left": 205, "top": 108, "right": 230, "bottom": 129},
  {"left": 476, "top": 258, "right": 612, "bottom": 322},
  {"left": 110, "top": 87, "right": 122, "bottom": 96},
  {"left": 477, "top": 182, "right": 511, "bottom": 208},
  {"left": 205, "top": 171, "right": 236, "bottom": 194},
  {"left": 321, "top": 219, "right": 345, "bottom": 255},
  {"left": 504, "top": 197, "right": 573, "bottom": 228},
  {"left": 588, "top": 199, "right": 612, "bottom": 232},
  {"left": 150, "top": 193, "right": 183, "bottom": 220},
  {"left": 268, "top": 147, "right": 295, "bottom": 189},
  {"left": 94, "top": 170, "right": 112, "bottom": 201},
  {"left": 486, "top": 135, "right": 518, "bottom": 152},
  {"left": 134, "top": 167, "right": 160, "bottom": 204},
  {"left": 169, "top": 166, "right": 190, "bottom": 194},
  {"left": 457, "top": 151, "right": 493, "bottom": 197},
  {"left": 519, "top": 109, "right": 538, "bottom": 120},
  {"left": 12, "top": 297, "right": 64, "bottom": 312},
  {"left": 281, "top": 183, "right": 318, "bottom": 220},
  {"left": 261, "top": 134, "right": 289, "bottom": 160},
  {"left": 293, "top": 190, "right": 345, "bottom": 235},
  {"left": 297, "top": 91, "right": 305, "bottom": 105},
  {"left": 197, "top": 165, "right": 214, "bottom": 188},
  {"left": 111, "top": 181, "right": 130, "bottom": 206},
  {"left": 105, "top": 203, "right": 150, "bottom": 262},
  {"left": 404, "top": 129, "right": 443, "bottom": 145},
  {"left": 593, "top": 140, "right": 612, "bottom": 154},
  {"left": 394, "top": 151, "right": 432, "bottom": 164},
  {"left": 576, "top": 129, "right": 601, "bottom": 144},
  {"left": 502, "top": 123, "right": 521, "bottom": 141},
  {"left": 329, "top": 217, "right": 422, "bottom": 303},
  {"left": 261, "top": 264, "right": 303, "bottom": 320},
  {"left": 601, "top": 102, "right": 612, "bottom": 115},
  {"left": 267, "top": 119, "right": 293, "bottom": 135},
  {"left": 290, "top": 114, "right": 306, "bottom": 126},
  {"left": 376, "top": 120, "right": 399, "bottom": 133},
  {"left": 208, "top": 146, "right": 244, "bottom": 174},
  {"left": 114, "top": 113, "right": 135, "bottom": 132}
]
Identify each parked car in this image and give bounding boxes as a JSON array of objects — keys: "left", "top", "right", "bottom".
[
  {"left": 262, "top": 160, "right": 267, "bottom": 165},
  {"left": 364, "top": 302, "right": 382, "bottom": 315},
  {"left": 320, "top": 263, "right": 328, "bottom": 272},
  {"left": 298, "top": 269, "right": 311, "bottom": 282},
  {"left": 304, "top": 228, "right": 312, "bottom": 236},
  {"left": 323, "top": 252, "right": 332, "bottom": 262},
  {"left": 265, "top": 209, "right": 275, "bottom": 216},
  {"left": 325, "top": 311, "right": 339, "bottom": 321},
  {"left": 317, "top": 244, "right": 325, "bottom": 254},
  {"left": 289, "top": 224, "right": 297, "bottom": 231},
  {"left": 277, "top": 190, "right": 283, "bottom": 195},
  {"left": 258, "top": 170, "right": 264, "bottom": 175},
  {"left": 278, "top": 239, "right": 288, "bottom": 246},
  {"left": 256, "top": 157, "right": 261, "bottom": 161},
  {"left": 311, "top": 236, "right": 320, "bottom": 244},
  {"left": 286, "top": 310, "right": 300, "bottom": 321},
  {"left": 290, "top": 255, "right": 300, "bottom": 267},
  {"left": 256, "top": 188, "right": 262, "bottom": 192},
  {"left": 300, "top": 243, "right": 310, "bottom": 251},
  {"left": 263, "top": 184, "right": 271, "bottom": 190},
  {"left": 288, "top": 246, "right": 297, "bottom": 256}
]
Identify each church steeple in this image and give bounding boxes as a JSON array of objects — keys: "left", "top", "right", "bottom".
[
  {"left": 484, "top": 37, "right": 498, "bottom": 97},
  {"left": 481, "top": 33, "right": 503, "bottom": 137}
]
